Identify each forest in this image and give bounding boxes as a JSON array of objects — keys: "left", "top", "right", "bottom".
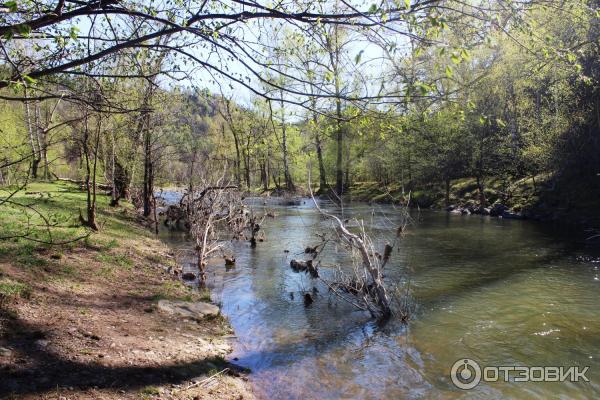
[
  {"left": 1, "top": 0, "right": 598, "bottom": 221},
  {"left": 1, "top": 0, "right": 599, "bottom": 399}
]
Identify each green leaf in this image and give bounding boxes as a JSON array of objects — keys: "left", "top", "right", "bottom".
[
  {"left": 5, "top": 0, "right": 17, "bottom": 12},
  {"left": 414, "top": 82, "right": 432, "bottom": 95},
  {"left": 479, "top": 115, "right": 486, "bottom": 125},
  {"left": 368, "top": 3, "right": 377, "bottom": 13},
  {"left": 22, "top": 75, "right": 36, "bottom": 85},
  {"left": 451, "top": 53, "right": 461, "bottom": 64},
  {"left": 496, "top": 118, "right": 506, "bottom": 128},
  {"left": 69, "top": 26, "right": 80, "bottom": 40},
  {"left": 460, "top": 48, "right": 470, "bottom": 61},
  {"left": 445, "top": 65, "right": 453, "bottom": 78},
  {"left": 17, "top": 24, "right": 31, "bottom": 36},
  {"left": 405, "top": 0, "right": 410, "bottom": 9}
]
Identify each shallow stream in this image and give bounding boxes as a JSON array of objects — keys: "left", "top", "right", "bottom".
[{"left": 160, "top": 197, "right": 600, "bottom": 399}]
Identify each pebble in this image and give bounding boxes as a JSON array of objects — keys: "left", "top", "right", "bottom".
[{"left": 0, "top": 347, "right": 13, "bottom": 357}]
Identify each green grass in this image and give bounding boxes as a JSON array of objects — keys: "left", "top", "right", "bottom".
[
  {"left": 150, "top": 280, "right": 206, "bottom": 302},
  {"left": 0, "top": 279, "right": 32, "bottom": 304},
  {"left": 0, "top": 181, "right": 145, "bottom": 256},
  {"left": 140, "top": 386, "right": 160, "bottom": 397},
  {"left": 0, "top": 181, "right": 162, "bottom": 293},
  {"left": 94, "top": 253, "right": 134, "bottom": 269},
  {"left": 198, "top": 287, "right": 212, "bottom": 302}
]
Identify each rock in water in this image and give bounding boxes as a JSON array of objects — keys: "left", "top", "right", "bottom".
[
  {"left": 501, "top": 211, "right": 526, "bottom": 220},
  {"left": 182, "top": 272, "right": 196, "bottom": 280},
  {"left": 0, "top": 347, "right": 13, "bottom": 357},
  {"left": 224, "top": 256, "right": 236, "bottom": 266},
  {"left": 157, "top": 300, "right": 219, "bottom": 320},
  {"left": 303, "top": 293, "right": 313, "bottom": 306},
  {"left": 490, "top": 203, "right": 508, "bottom": 217}
]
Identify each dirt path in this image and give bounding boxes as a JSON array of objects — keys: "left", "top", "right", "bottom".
[{"left": 0, "top": 223, "right": 253, "bottom": 399}]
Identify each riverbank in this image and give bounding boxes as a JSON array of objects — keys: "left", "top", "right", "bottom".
[
  {"left": 0, "top": 182, "right": 253, "bottom": 399},
  {"left": 347, "top": 176, "right": 600, "bottom": 229}
]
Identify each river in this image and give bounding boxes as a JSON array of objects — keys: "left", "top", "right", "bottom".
[{"left": 159, "top": 197, "right": 600, "bottom": 399}]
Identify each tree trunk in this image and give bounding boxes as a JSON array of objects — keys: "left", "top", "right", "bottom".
[
  {"left": 80, "top": 112, "right": 99, "bottom": 231},
  {"left": 88, "top": 119, "right": 100, "bottom": 230},
  {"left": 476, "top": 175, "right": 487, "bottom": 208},
  {"left": 280, "top": 99, "right": 294, "bottom": 191},
  {"left": 335, "top": 118, "right": 344, "bottom": 195},
  {"left": 110, "top": 131, "right": 118, "bottom": 206},
  {"left": 260, "top": 160, "right": 268, "bottom": 191},
  {"left": 344, "top": 139, "right": 351, "bottom": 190},
  {"left": 24, "top": 98, "right": 40, "bottom": 179},
  {"left": 315, "top": 133, "right": 328, "bottom": 194},
  {"left": 328, "top": 23, "right": 344, "bottom": 196},
  {"left": 142, "top": 112, "right": 153, "bottom": 217},
  {"left": 231, "top": 125, "right": 241, "bottom": 187},
  {"left": 41, "top": 130, "right": 49, "bottom": 180},
  {"left": 243, "top": 144, "right": 251, "bottom": 190}
]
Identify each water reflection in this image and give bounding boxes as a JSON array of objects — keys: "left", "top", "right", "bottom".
[{"left": 160, "top": 197, "right": 600, "bottom": 399}]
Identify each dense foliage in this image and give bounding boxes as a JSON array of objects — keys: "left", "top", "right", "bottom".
[{"left": 1, "top": 0, "right": 599, "bottom": 240}]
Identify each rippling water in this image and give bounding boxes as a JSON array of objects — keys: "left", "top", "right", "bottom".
[{"left": 160, "top": 197, "right": 600, "bottom": 399}]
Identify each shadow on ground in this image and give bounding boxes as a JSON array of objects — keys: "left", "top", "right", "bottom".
[{"left": 0, "top": 310, "right": 235, "bottom": 397}]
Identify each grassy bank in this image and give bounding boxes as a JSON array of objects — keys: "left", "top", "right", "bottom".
[
  {"left": 0, "top": 182, "right": 252, "bottom": 399},
  {"left": 347, "top": 175, "right": 600, "bottom": 227}
]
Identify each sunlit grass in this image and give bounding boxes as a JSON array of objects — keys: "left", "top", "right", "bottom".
[{"left": 0, "top": 278, "right": 32, "bottom": 305}]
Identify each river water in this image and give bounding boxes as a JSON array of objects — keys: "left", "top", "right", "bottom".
[{"left": 160, "top": 197, "right": 600, "bottom": 399}]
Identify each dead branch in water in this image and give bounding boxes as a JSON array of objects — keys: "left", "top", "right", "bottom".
[
  {"left": 305, "top": 177, "right": 411, "bottom": 321},
  {"left": 186, "top": 170, "right": 265, "bottom": 284},
  {"left": 188, "top": 174, "right": 241, "bottom": 284}
]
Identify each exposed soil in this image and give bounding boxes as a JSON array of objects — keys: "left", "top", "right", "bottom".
[{"left": 0, "top": 228, "right": 253, "bottom": 399}]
